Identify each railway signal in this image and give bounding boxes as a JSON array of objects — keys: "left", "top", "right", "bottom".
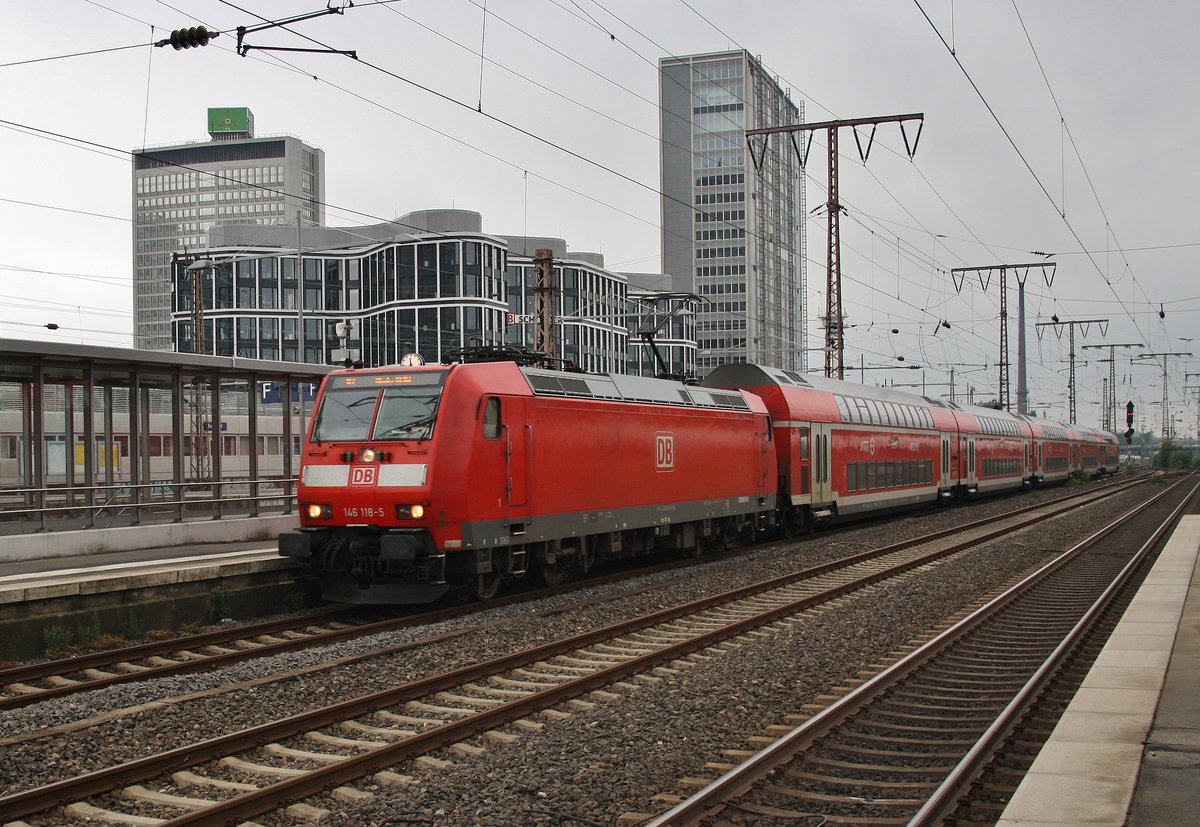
[{"left": 1125, "top": 400, "right": 1135, "bottom": 444}]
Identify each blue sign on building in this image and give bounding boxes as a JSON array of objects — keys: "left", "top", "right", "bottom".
[{"left": 259, "top": 382, "right": 317, "bottom": 405}]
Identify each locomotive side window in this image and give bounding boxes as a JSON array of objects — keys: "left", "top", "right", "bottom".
[{"left": 483, "top": 397, "right": 501, "bottom": 440}]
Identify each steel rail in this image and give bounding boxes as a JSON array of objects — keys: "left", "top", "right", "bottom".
[
  {"left": 159, "top": 483, "right": 1147, "bottom": 827},
  {"left": 0, "top": 478, "right": 1145, "bottom": 822},
  {"left": 0, "top": 477, "right": 1132, "bottom": 820},
  {"left": 643, "top": 475, "right": 1187, "bottom": 826},
  {"left": 910, "top": 474, "right": 1200, "bottom": 825},
  {"left": 0, "top": 477, "right": 1141, "bottom": 710}
]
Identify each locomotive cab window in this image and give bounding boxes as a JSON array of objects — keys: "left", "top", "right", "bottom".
[
  {"left": 310, "top": 387, "right": 381, "bottom": 442},
  {"left": 373, "top": 385, "right": 442, "bottom": 441},
  {"left": 310, "top": 371, "right": 447, "bottom": 443}
]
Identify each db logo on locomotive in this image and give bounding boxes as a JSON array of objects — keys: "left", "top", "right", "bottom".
[
  {"left": 350, "top": 466, "right": 378, "bottom": 486},
  {"left": 656, "top": 432, "right": 675, "bottom": 471}
]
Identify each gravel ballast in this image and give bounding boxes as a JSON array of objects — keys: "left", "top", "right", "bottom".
[{"left": 0, "top": 481, "right": 1154, "bottom": 825}]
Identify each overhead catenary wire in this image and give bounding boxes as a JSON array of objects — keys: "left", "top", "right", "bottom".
[
  {"left": 912, "top": 0, "right": 1157, "bottom": 347},
  {"left": 2, "top": 1, "right": 1180, "bottom": 410},
  {"left": 0, "top": 20, "right": 1029, "bottom": 396}
]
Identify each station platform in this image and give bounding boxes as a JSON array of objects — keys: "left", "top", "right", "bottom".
[
  {"left": 997, "top": 514, "right": 1200, "bottom": 827},
  {"left": 0, "top": 517, "right": 303, "bottom": 661},
  {"left": 0, "top": 515, "right": 299, "bottom": 607}
]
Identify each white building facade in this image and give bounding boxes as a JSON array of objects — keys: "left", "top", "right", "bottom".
[{"left": 133, "top": 108, "right": 325, "bottom": 350}]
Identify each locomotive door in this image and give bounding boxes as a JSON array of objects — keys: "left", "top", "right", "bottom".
[
  {"left": 811, "top": 423, "right": 833, "bottom": 505},
  {"left": 503, "top": 399, "right": 531, "bottom": 531}
]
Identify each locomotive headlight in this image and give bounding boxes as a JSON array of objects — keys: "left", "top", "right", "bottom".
[
  {"left": 305, "top": 503, "right": 332, "bottom": 519},
  {"left": 396, "top": 504, "right": 426, "bottom": 520},
  {"left": 410, "top": 504, "right": 425, "bottom": 519},
  {"left": 360, "top": 448, "right": 377, "bottom": 463}
]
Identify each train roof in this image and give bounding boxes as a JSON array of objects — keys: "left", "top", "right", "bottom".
[
  {"left": 519, "top": 366, "right": 760, "bottom": 412},
  {"left": 704, "top": 364, "right": 1116, "bottom": 442},
  {"left": 326, "top": 361, "right": 766, "bottom": 414}
]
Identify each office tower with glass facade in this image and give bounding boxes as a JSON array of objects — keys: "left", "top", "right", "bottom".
[
  {"left": 659, "top": 50, "right": 804, "bottom": 376},
  {"left": 172, "top": 210, "right": 629, "bottom": 373},
  {"left": 133, "top": 108, "right": 325, "bottom": 351}
]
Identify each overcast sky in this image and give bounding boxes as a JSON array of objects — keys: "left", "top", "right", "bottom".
[{"left": 2, "top": 1, "right": 1197, "bottom": 431}]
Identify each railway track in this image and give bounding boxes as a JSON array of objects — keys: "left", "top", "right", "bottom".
[
  {"left": 0, "top": 552, "right": 753, "bottom": 712},
  {"left": 639, "top": 474, "right": 1195, "bottom": 826},
  {"left": 0, "top": 478, "right": 1139, "bottom": 713},
  {"left": 0, "top": 477, "right": 1152, "bottom": 825}
]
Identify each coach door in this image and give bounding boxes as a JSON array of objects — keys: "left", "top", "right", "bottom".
[
  {"left": 811, "top": 423, "right": 833, "bottom": 505},
  {"left": 940, "top": 435, "right": 951, "bottom": 487},
  {"left": 756, "top": 418, "right": 771, "bottom": 499}
]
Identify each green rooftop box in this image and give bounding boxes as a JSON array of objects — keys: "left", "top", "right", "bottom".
[{"left": 208, "top": 107, "right": 254, "bottom": 137}]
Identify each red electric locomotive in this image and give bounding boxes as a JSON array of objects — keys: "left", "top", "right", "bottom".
[{"left": 280, "top": 360, "right": 776, "bottom": 603}]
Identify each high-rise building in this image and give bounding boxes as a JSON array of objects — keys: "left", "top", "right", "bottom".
[
  {"left": 659, "top": 50, "right": 805, "bottom": 376},
  {"left": 132, "top": 108, "right": 325, "bottom": 350}
]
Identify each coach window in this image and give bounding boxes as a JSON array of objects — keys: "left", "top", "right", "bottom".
[
  {"left": 848, "top": 462, "right": 858, "bottom": 491},
  {"left": 483, "top": 398, "right": 501, "bottom": 440},
  {"left": 835, "top": 396, "right": 851, "bottom": 421},
  {"left": 800, "top": 427, "right": 810, "bottom": 460}
]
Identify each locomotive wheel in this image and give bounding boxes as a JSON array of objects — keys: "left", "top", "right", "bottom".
[
  {"left": 474, "top": 572, "right": 501, "bottom": 601},
  {"left": 538, "top": 558, "right": 566, "bottom": 587}
]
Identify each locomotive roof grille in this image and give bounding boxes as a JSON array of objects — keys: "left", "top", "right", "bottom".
[
  {"left": 707, "top": 391, "right": 748, "bottom": 409},
  {"left": 778, "top": 370, "right": 812, "bottom": 386},
  {"left": 523, "top": 369, "right": 749, "bottom": 411}
]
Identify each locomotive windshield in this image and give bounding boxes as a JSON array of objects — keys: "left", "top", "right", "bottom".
[{"left": 310, "top": 371, "right": 446, "bottom": 443}]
